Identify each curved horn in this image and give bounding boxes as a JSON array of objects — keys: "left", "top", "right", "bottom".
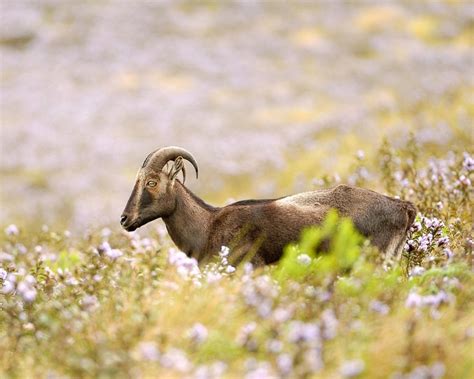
[{"left": 142, "top": 146, "right": 199, "bottom": 179}]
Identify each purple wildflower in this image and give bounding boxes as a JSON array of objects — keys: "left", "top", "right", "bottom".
[{"left": 187, "top": 323, "right": 208, "bottom": 345}]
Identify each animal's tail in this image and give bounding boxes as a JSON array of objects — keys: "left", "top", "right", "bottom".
[
  {"left": 388, "top": 200, "right": 418, "bottom": 262},
  {"left": 403, "top": 200, "right": 417, "bottom": 232}
]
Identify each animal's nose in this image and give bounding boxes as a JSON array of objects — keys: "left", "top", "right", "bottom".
[{"left": 120, "top": 214, "right": 128, "bottom": 225}]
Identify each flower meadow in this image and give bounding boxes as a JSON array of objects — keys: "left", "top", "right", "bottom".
[
  {"left": 1, "top": 142, "right": 473, "bottom": 379},
  {"left": 1, "top": 1, "right": 473, "bottom": 378}
]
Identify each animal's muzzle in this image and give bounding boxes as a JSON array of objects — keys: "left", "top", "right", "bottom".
[
  {"left": 120, "top": 214, "right": 128, "bottom": 226},
  {"left": 120, "top": 213, "right": 140, "bottom": 232}
]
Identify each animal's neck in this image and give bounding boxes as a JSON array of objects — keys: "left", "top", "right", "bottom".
[{"left": 162, "top": 181, "right": 217, "bottom": 259}]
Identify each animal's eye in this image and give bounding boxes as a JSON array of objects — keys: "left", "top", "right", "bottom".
[{"left": 147, "top": 180, "right": 157, "bottom": 187}]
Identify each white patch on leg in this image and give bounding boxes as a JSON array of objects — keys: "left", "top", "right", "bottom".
[{"left": 386, "top": 233, "right": 406, "bottom": 261}]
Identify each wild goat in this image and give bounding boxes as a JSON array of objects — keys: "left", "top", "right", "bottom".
[{"left": 121, "top": 146, "right": 416, "bottom": 265}]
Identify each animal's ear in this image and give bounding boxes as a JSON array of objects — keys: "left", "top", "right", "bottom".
[{"left": 169, "top": 156, "right": 185, "bottom": 183}]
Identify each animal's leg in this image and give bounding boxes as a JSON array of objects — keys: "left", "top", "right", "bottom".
[{"left": 387, "top": 231, "right": 408, "bottom": 261}]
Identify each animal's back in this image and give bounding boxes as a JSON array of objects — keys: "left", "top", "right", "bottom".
[
  {"left": 207, "top": 185, "right": 416, "bottom": 264},
  {"left": 277, "top": 184, "right": 416, "bottom": 258}
]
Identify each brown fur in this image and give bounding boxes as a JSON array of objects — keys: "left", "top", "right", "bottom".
[{"left": 122, "top": 159, "right": 417, "bottom": 265}]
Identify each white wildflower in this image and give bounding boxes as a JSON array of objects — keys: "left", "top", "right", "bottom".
[
  {"left": 81, "top": 295, "right": 99, "bottom": 311},
  {"left": 369, "top": 300, "right": 390, "bottom": 315},
  {"left": 225, "top": 265, "right": 236, "bottom": 273},
  {"left": 138, "top": 341, "right": 160, "bottom": 362},
  {"left": 243, "top": 262, "right": 254, "bottom": 275},
  {"left": 193, "top": 361, "right": 227, "bottom": 379},
  {"left": 237, "top": 322, "right": 257, "bottom": 345},
  {"left": 405, "top": 362, "right": 445, "bottom": 379},
  {"left": 245, "top": 361, "right": 276, "bottom": 379},
  {"left": 193, "top": 365, "right": 212, "bottom": 379},
  {"left": 287, "top": 321, "right": 320, "bottom": 343},
  {"left": 304, "top": 285, "right": 318, "bottom": 298},
  {"left": 272, "top": 307, "right": 293, "bottom": 323},
  {"left": 98, "top": 241, "right": 111, "bottom": 254},
  {"left": 321, "top": 308, "right": 338, "bottom": 340},
  {"left": 277, "top": 353, "right": 293, "bottom": 375},
  {"left": 257, "top": 298, "right": 273, "bottom": 319},
  {"left": 65, "top": 276, "right": 79, "bottom": 286},
  {"left": 16, "top": 275, "right": 37, "bottom": 302},
  {"left": 7, "top": 273, "right": 17, "bottom": 283},
  {"left": 205, "top": 271, "right": 222, "bottom": 283},
  {"left": 106, "top": 248, "right": 123, "bottom": 260},
  {"left": 168, "top": 249, "right": 201, "bottom": 281},
  {"left": 5, "top": 224, "right": 19, "bottom": 236},
  {"left": 1, "top": 278, "right": 15, "bottom": 294},
  {"left": 430, "top": 362, "right": 446, "bottom": 379},
  {"left": 444, "top": 248, "right": 454, "bottom": 260},
  {"left": 192, "top": 278, "right": 202, "bottom": 288},
  {"left": 405, "top": 292, "right": 423, "bottom": 308},
  {"left": 296, "top": 253, "right": 312, "bottom": 266},
  {"left": 160, "top": 348, "right": 191, "bottom": 372},
  {"left": 0, "top": 252, "right": 14, "bottom": 262},
  {"left": 422, "top": 291, "right": 450, "bottom": 307},
  {"left": 409, "top": 266, "right": 426, "bottom": 277},
  {"left": 24, "top": 275, "right": 36, "bottom": 285},
  {"left": 405, "top": 290, "right": 451, "bottom": 309},
  {"left": 21, "top": 288, "right": 37, "bottom": 303},
  {"left": 219, "top": 246, "right": 230, "bottom": 257},
  {"left": 0, "top": 268, "right": 7, "bottom": 280},
  {"left": 187, "top": 323, "right": 208, "bottom": 344},
  {"left": 458, "top": 175, "right": 471, "bottom": 187},
  {"left": 16, "top": 244, "right": 27, "bottom": 255},
  {"left": 463, "top": 152, "right": 474, "bottom": 171},
  {"left": 266, "top": 339, "right": 283, "bottom": 353},
  {"left": 340, "top": 359, "right": 365, "bottom": 378}
]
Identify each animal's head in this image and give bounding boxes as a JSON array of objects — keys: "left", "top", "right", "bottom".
[{"left": 120, "top": 146, "right": 199, "bottom": 231}]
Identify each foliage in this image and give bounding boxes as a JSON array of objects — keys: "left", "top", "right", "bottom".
[
  {"left": 275, "top": 210, "right": 363, "bottom": 282},
  {"left": 1, "top": 142, "right": 473, "bottom": 378}
]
